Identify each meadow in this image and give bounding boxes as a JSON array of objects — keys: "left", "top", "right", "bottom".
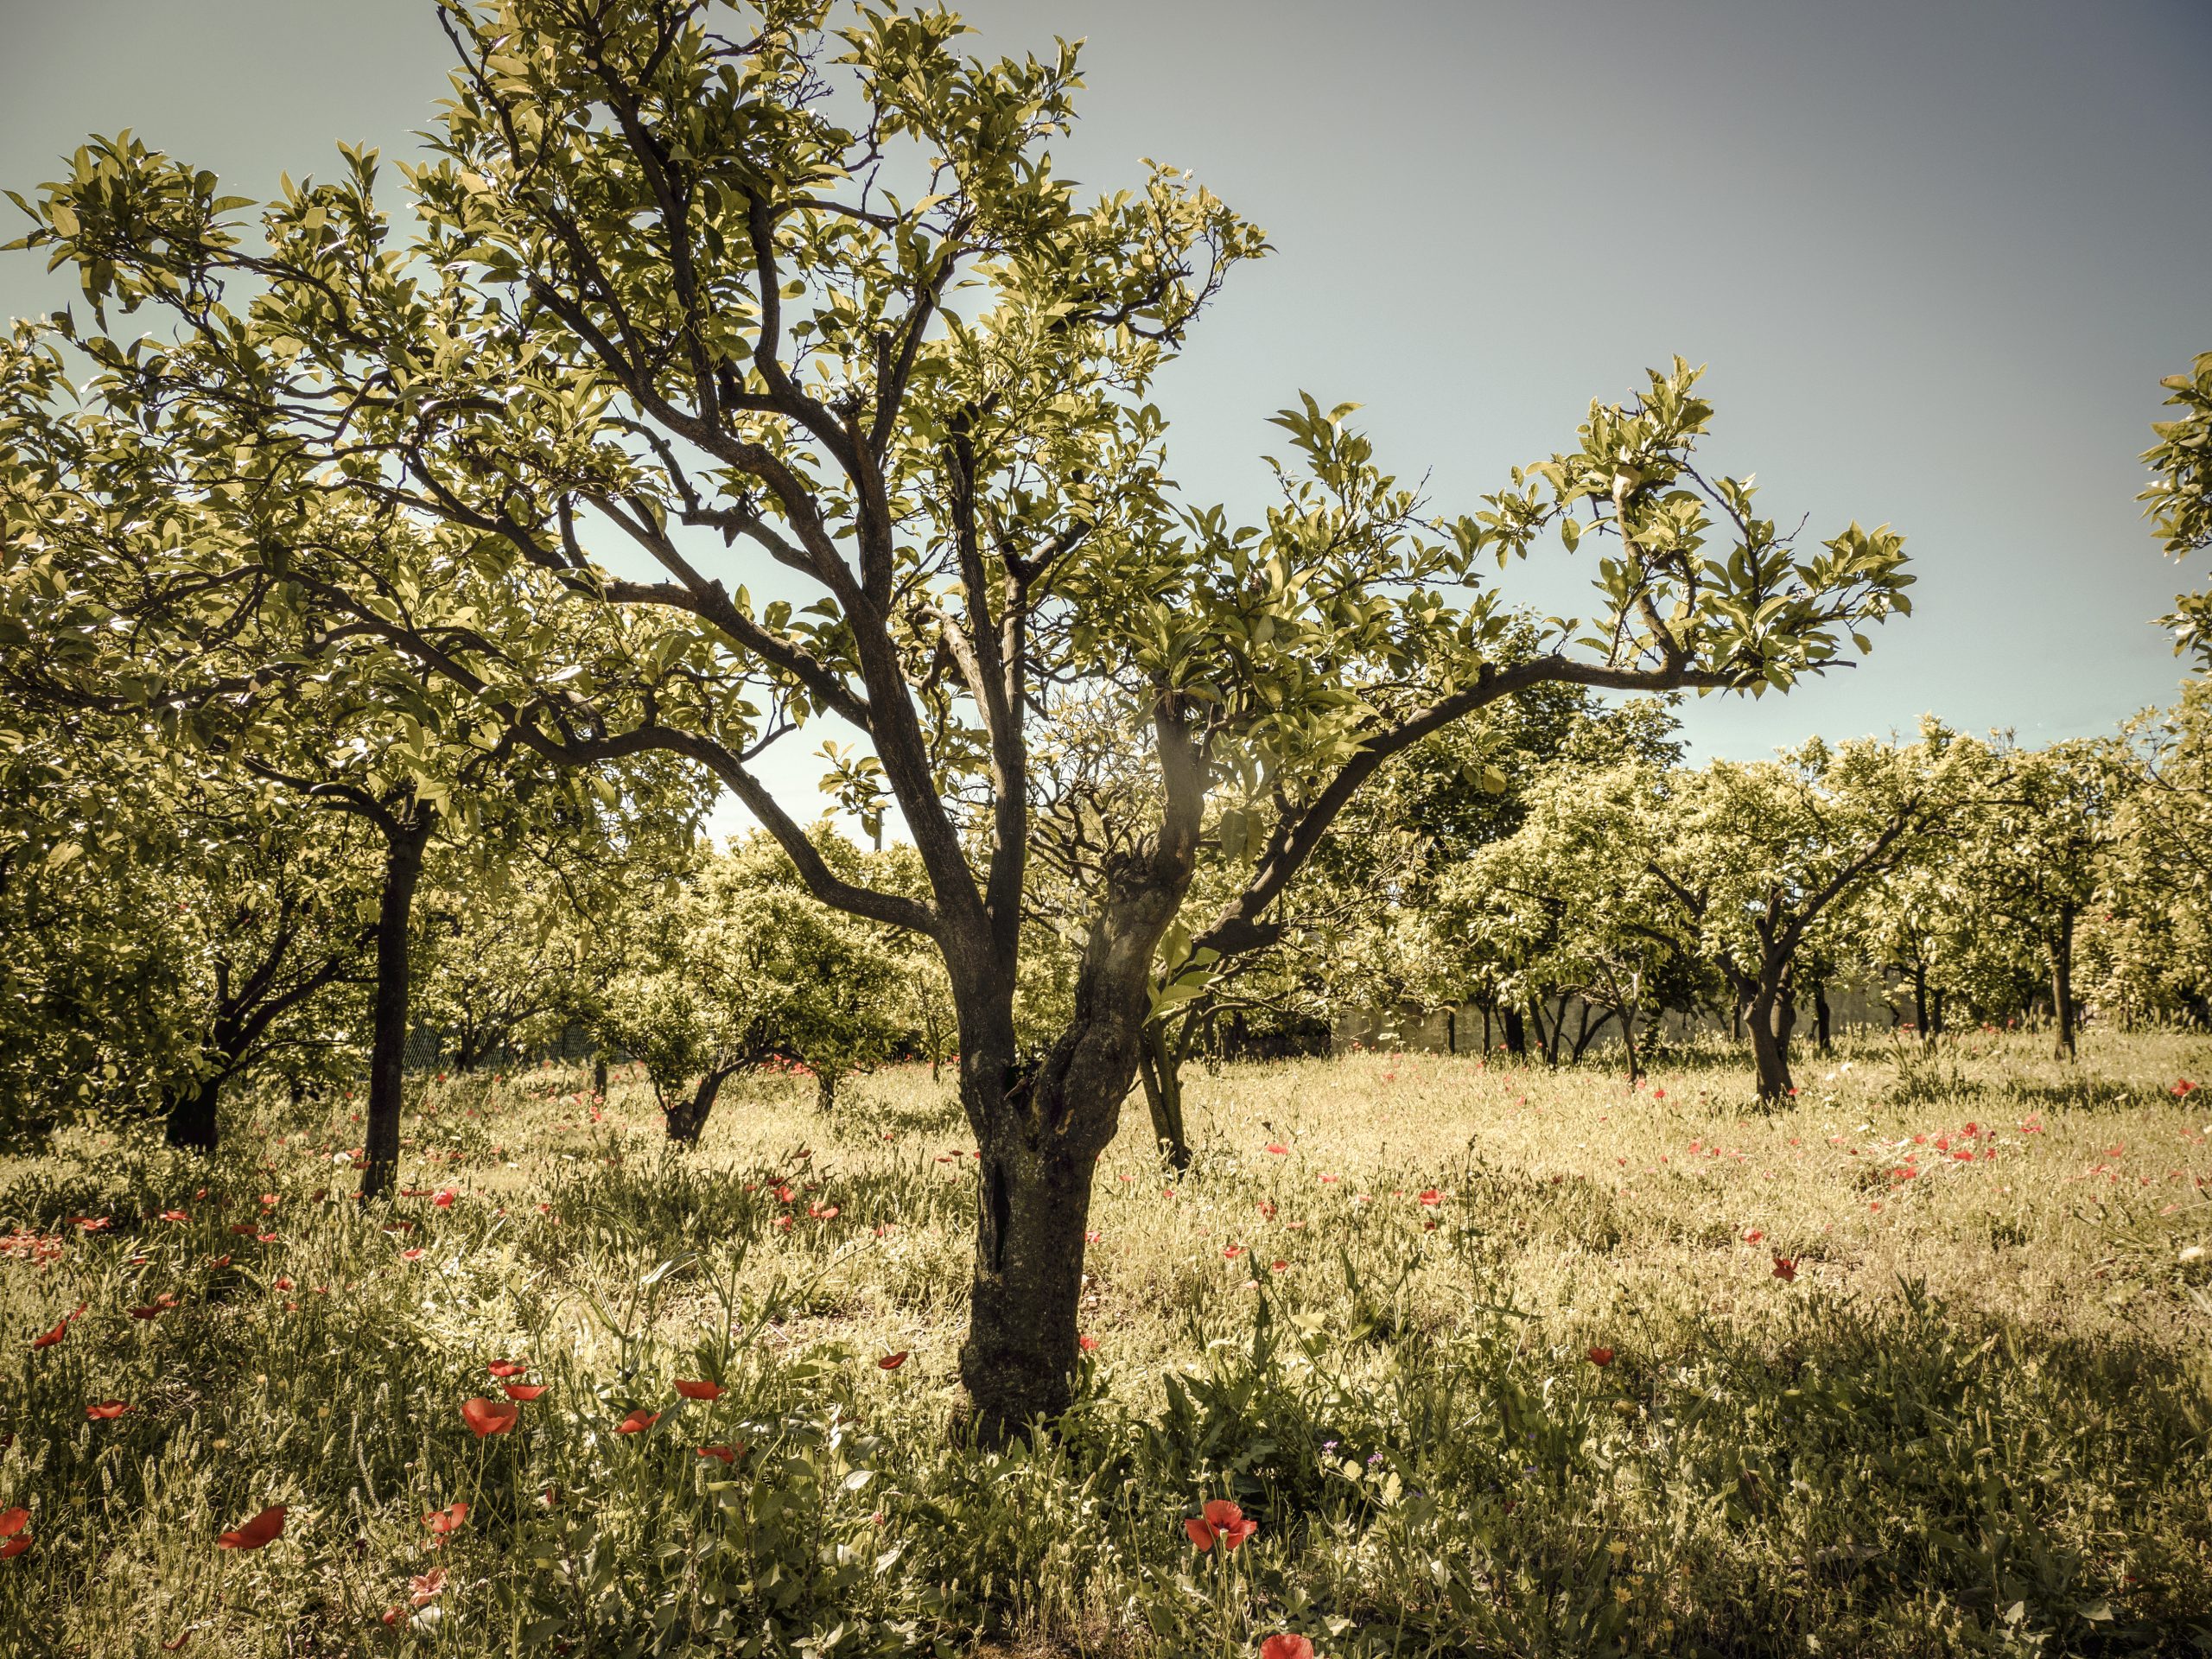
[{"left": 3, "top": 1029, "right": 2210, "bottom": 1658}]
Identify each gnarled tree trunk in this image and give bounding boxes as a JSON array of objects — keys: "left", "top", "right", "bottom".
[
  {"left": 1745, "top": 978, "right": 1795, "bottom": 1102},
  {"left": 665, "top": 1065, "right": 735, "bottom": 1144},
  {"left": 163, "top": 1074, "right": 219, "bottom": 1152},
  {"left": 362, "top": 811, "right": 433, "bottom": 1201},
  {"left": 2049, "top": 907, "right": 2077, "bottom": 1061}
]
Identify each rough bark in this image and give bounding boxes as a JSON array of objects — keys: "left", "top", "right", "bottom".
[
  {"left": 361, "top": 814, "right": 433, "bottom": 1201},
  {"left": 2049, "top": 908, "right": 2077, "bottom": 1061},
  {"left": 1133, "top": 1024, "right": 1192, "bottom": 1171},
  {"left": 592, "top": 1052, "right": 608, "bottom": 1100},
  {"left": 163, "top": 1075, "right": 219, "bottom": 1153},
  {"left": 1745, "top": 980, "right": 1795, "bottom": 1102},
  {"left": 1813, "top": 981, "right": 1834, "bottom": 1057},
  {"left": 665, "top": 1065, "right": 734, "bottom": 1144},
  {"left": 1501, "top": 1005, "right": 1526, "bottom": 1056}
]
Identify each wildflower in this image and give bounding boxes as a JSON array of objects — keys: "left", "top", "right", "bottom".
[
  {"left": 696, "top": 1445, "right": 737, "bottom": 1464},
  {"left": 217, "top": 1505, "right": 286, "bottom": 1549},
  {"left": 431, "top": 1190, "right": 456, "bottom": 1209},
  {"left": 1264, "top": 1143, "right": 1289, "bottom": 1155},
  {"left": 614, "top": 1408, "right": 659, "bottom": 1434},
  {"left": 159, "top": 1211, "right": 188, "bottom": 1223},
  {"left": 502, "top": 1383, "right": 547, "bottom": 1402},
  {"left": 1223, "top": 1246, "right": 1244, "bottom": 1261},
  {"left": 86, "top": 1401, "right": 131, "bottom": 1421},
  {"left": 0, "top": 1506, "right": 29, "bottom": 1558},
  {"left": 1271, "top": 1259, "right": 1288, "bottom": 1271},
  {"left": 1587, "top": 1345, "right": 1616, "bottom": 1366},
  {"left": 400, "top": 1247, "right": 426, "bottom": 1262},
  {"left": 673, "top": 1379, "right": 723, "bottom": 1402},
  {"left": 409, "top": 1568, "right": 447, "bottom": 1607},
  {"left": 460, "top": 1397, "right": 519, "bottom": 1437},
  {"left": 1079, "top": 1335, "right": 1099, "bottom": 1351},
  {"left": 1743, "top": 1229, "right": 1764, "bottom": 1243},
  {"left": 1185, "top": 1497, "right": 1258, "bottom": 1552},
  {"left": 1772, "top": 1255, "right": 1799, "bottom": 1281},
  {"left": 486, "top": 1359, "right": 528, "bottom": 1379},
  {"left": 1417, "top": 1189, "right": 1443, "bottom": 1206},
  {"left": 2180, "top": 1245, "right": 2206, "bottom": 1265},
  {"left": 1260, "top": 1637, "right": 1315, "bottom": 1659},
  {"left": 423, "top": 1501, "right": 468, "bottom": 1538},
  {"left": 2176, "top": 1079, "right": 2198, "bottom": 1098},
  {"left": 30, "top": 1320, "right": 66, "bottom": 1351},
  {"left": 878, "top": 1351, "right": 910, "bottom": 1370}
]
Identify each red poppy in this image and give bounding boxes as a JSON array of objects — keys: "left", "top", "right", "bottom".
[
  {"left": 1417, "top": 1190, "right": 1443, "bottom": 1206},
  {"left": 1079, "top": 1335, "right": 1099, "bottom": 1351},
  {"left": 2176, "top": 1079, "right": 2198, "bottom": 1098},
  {"left": 0, "top": 1535, "right": 27, "bottom": 1560},
  {"left": 673, "top": 1378, "right": 723, "bottom": 1402},
  {"left": 696, "top": 1444, "right": 738, "bottom": 1464},
  {"left": 229, "top": 1224, "right": 258, "bottom": 1236},
  {"left": 0, "top": 1506, "right": 26, "bottom": 1559},
  {"left": 423, "top": 1501, "right": 468, "bottom": 1536},
  {"left": 486, "top": 1360, "right": 528, "bottom": 1379},
  {"left": 30, "top": 1320, "right": 65, "bottom": 1350},
  {"left": 1586, "top": 1346, "right": 1616, "bottom": 1367},
  {"left": 432, "top": 1190, "right": 456, "bottom": 1209},
  {"left": 502, "top": 1383, "right": 547, "bottom": 1402},
  {"left": 878, "top": 1351, "right": 909, "bottom": 1370},
  {"left": 614, "top": 1408, "right": 659, "bottom": 1434},
  {"left": 409, "top": 1567, "right": 448, "bottom": 1607},
  {"left": 459, "top": 1397, "right": 519, "bottom": 1437},
  {"left": 216, "top": 1504, "right": 287, "bottom": 1549},
  {"left": 159, "top": 1211, "right": 188, "bottom": 1223},
  {"left": 400, "top": 1247, "right": 426, "bottom": 1262},
  {"left": 86, "top": 1401, "right": 131, "bottom": 1421},
  {"left": 1223, "top": 1246, "right": 1244, "bottom": 1261},
  {"left": 1772, "top": 1255, "right": 1799, "bottom": 1281},
  {"left": 1264, "top": 1143, "right": 1289, "bottom": 1155},
  {"left": 1261, "top": 1637, "right": 1315, "bottom": 1659},
  {"left": 1742, "top": 1229, "right": 1765, "bottom": 1243},
  {"left": 273, "top": 1277, "right": 294, "bottom": 1292},
  {"left": 1185, "top": 1497, "right": 1258, "bottom": 1552}
]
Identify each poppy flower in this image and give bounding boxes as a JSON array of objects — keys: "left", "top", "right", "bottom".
[
  {"left": 0, "top": 1535, "right": 27, "bottom": 1560},
  {"left": 1185, "top": 1498, "right": 1258, "bottom": 1552},
  {"left": 431, "top": 1190, "right": 456, "bottom": 1209},
  {"left": 229, "top": 1223, "right": 258, "bottom": 1236},
  {"left": 1079, "top": 1335, "right": 1099, "bottom": 1351},
  {"left": 878, "top": 1351, "right": 910, "bottom": 1370},
  {"left": 1417, "top": 1190, "right": 1443, "bottom": 1206},
  {"left": 1586, "top": 1346, "right": 1616, "bottom": 1367},
  {"left": 1742, "top": 1229, "right": 1764, "bottom": 1243},
  {"left": 1264, "top": 1143, "right": 1289, "bottom": 1155},
  {"left": 1261, "top": 1637, "right": 1315, "bottom": 1659},
  {"left": 217, "top": 1504, "right": 286, "bottom": 1549},
  {"left": 0, "top": 1506, "right": 27, "bottom": 1558},
  {"left": 409, "top": 1567, "right": 448, "bottom": 1607},
  {"left": 1223, "top": 1246, "right": 1244, "bottom": 1261},
  {"left": 423, "top": 1501, "right": 468, "bottom": 1536},
  {"left": 86, "top": 1401, "right": 131, "bottom": 1421},
  {"left": 696, "top": 1445, "right": 738, "bottom": 1464},
  {"left": 1271, "top": 1259, "right": 1288, "bottom": 1271},
  {"left": 2176, "top": 1079, "right": 2198, "bottom": 1098},
  {"left": 1772, "top": 1255, "right": 1799, "bottom": 1281},
  {"left": 400, "top": 1248, "right": 426, "bottom": 1262},
  {"left": 613, "top": 1408, "right": 660, "bottom": 1434},
  {"left": 459, "top": 1397, "right": 519, "bottom": 1437},
  {"left": 486, "top": 1360, "right": 528, "bottom": 1379},
  {"left": 30, "top": 1319, "right": 66, "bottom": 1350},
  {"left": 673, "top": 1379, "right": 723, "bottom": 1402},
  {"left": 502, "top": 1383, "right": 547, "bottom": 1402}
]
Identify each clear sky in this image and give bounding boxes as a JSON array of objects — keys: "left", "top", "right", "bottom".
[{"left": 3, "top": 0, "right": 2205, "bottom": 825}]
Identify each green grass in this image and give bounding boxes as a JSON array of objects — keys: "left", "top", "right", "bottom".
[{"left": 3, "top": 1030, "right": 2211, "bottom": 1656}]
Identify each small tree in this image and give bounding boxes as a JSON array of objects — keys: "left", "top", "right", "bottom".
[{"left": 2144, "top": 351, "right": 2212, "bottom": 667}]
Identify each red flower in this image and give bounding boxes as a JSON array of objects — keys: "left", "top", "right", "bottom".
[
  {"left": 878, "top": 1351, "right": 909, "bottom": 1370},
  {"left": 1079, "top": 1335, "right": 1100, "bottom": 1351},
  {"left": 1223, "top": 1246, "right": 1244, "bottom": 1260},
  {"left": 423, "top": 1500, "right": 468, "bottom": 1536},
  {"left": 400, "top": 1247, "right": 426, "bottom": 1262},
  {"left": 1417, "top": 1189, "right": 1443, "bottom": 1206},
  {"left": 673, "top": 1379, "right": 723, "bottom": 1402},
  {"left": 0, "top": 1505, "right": 29, "bottom": 1555},
  {"left": 459, "top": 1397, "right": 519, "bottom": 1437},
  {"left": 0, "top": 1535, "right": 27, "bottom": 1560},
  {"left": 30, "top": 1320, "right": 65, "bottom": 1351},
  {"left": 431, "top": 1189, "right": 456, "bottom": 1209},
  {"left": 2175, "top": 1079, "right": 2198, "bottom": 1098},
  {"left": 1261, "top": 1637, "right": 1315, "bottom": 1659},
  {"left": 217, "top": 1504, "right": 287, "bottom": 1550},
  {"left": 1742, "top": 1229, "right": 1764, "bottom": 1243},
  {"left": 409, "top": 1567, "right": 448, "bottom": 1607},
  {"left": 86, "top": 1401, "right": 131, "bottom": 1421},
  {"left": 159, "top": 1211, "right": 188, "bottom": 1223},
  {"left": 696, "top": 1444, "right": 738, "bottom": 1464},
  {"left": 614, "top": 1408, "right": 659, "bottom": 1434},
  {"left": 1264, "top": 1143, "right": 1289, "bottom": 1155},
  {"left": 486, "top": 1360, "right": 528, "bottom": 1379},
  {"left": 1586, "top": 1346, "right": 1615, "bottom": 1367},
  {"left": 1185, "top": 1498, "right": 1258, "bottom": 1552},
  {"left": 1772, "top": 1255, "right": 1799, "bottom": 1281},
  {"left": 502, "top": 1383, "right": 547, "bottom": 1402}
]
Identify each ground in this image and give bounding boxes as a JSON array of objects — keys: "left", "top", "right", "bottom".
[{"left": 3, "top": 1029, "right": 2209, "bottom": 1656}]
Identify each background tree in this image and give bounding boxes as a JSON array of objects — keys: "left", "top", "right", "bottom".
[
  {"left": 4, "top": 3, "right": 1911, "bottom": 1437},
  {"left": 2143, "top": 350, "right": 2212, "bottom": 667}
]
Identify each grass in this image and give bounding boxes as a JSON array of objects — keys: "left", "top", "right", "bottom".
[{"left": 3, "top": 1028, "right": 2211, "bottom": 1657}]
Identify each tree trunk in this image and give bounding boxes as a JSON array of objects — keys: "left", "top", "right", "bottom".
[
  {"left": 815, "top": 1069, "right": 836, "bottom": 1113},
  {"left": 163, "top": 1074, "right": 219, "bottom": 1153},
  {"left": 592, "top": 1052, "right": 608, "bottom": 1101},
  {"left": 1814, "top": 981, "right": 1834, "bottom": 1057},
  {"left": 1501, "top": 1005, "right": 1526, "bottom": 1056},
  {"left": 1134, "top": 1025, "right": 1192, "bottom": 1171},
  {"left": 2049, "top": 909, "right": 2077, "bottom": 1061},
  {"left": 1745, "top": 978, "right": 1794, "bottom": 1102},
  {"left": 362, "top": 813, "right": 432, "bottom": 1201},
  {"left": 665, "top": 1066, "right": 731, "bottom": 1144},
  {"left": 1911, "top": 960, "right": 1931, "bottom": 1043}
]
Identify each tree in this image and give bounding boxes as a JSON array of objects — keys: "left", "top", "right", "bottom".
[
  {"left": 1646, "top": 732, "right": 1961, "bottom": 1100},
  {"left": 2144, "top": 351, "right": 2212, "bottom": 667},
  {"left": 1950, "top": 737, "right": 2123, "bottom": 1059},
  {"left": 4, "top": 3, "right": 1911, "bottom": 1437}
]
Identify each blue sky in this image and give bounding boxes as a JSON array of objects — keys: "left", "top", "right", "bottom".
[{"left": 4, "top": 0, "right": 2205, "bottom": 830}]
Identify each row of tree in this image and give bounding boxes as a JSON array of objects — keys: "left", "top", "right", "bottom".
[{"left": 0, "top": 0, "right": 2203, "bottom": 1440}]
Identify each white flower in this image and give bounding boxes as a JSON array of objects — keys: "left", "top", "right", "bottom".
[{"left": 2180, "top": 1245, "right": 2206, "bottom": 1265}]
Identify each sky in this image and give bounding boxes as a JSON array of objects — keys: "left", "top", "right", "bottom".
[{"left": 3, "top": 0, "right": 2205, "bottom": 831}]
